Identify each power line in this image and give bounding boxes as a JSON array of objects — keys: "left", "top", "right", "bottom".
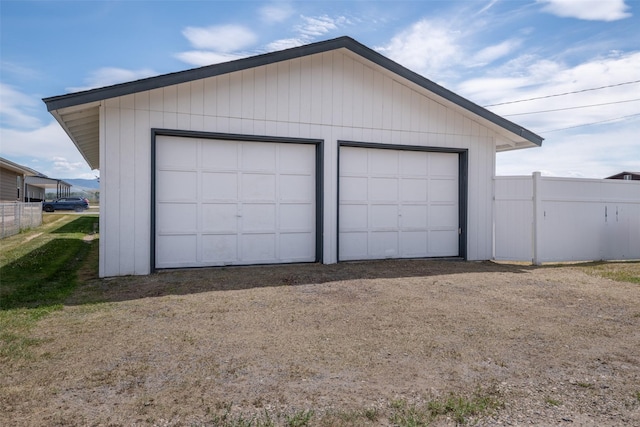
[
  {"left": 540, "top": 113, "right": 640, "bottom": 134},
  {"left": 483, "top": 80, "right": 640, "bottom": 107},
  {"left": 502, "top": 98, "right": 640, "bottom": 117}
]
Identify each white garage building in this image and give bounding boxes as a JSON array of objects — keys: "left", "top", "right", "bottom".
[{"left": 44, "top": 37, "right": 542, "bottom": 277}]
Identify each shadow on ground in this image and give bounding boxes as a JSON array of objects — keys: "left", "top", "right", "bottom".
[{"left": 69, "top": 257, "right": 538, "bottom": 305}]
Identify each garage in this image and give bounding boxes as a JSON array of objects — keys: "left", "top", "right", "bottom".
[
  {"left": 45, "top": 36, "right": 543, "bottom": 277},
  {"left": 154, "top": 133, "right": 321, "bottom": 269},
  {"left": 338, "top": 143, "right": 463, "bottom": 261}
]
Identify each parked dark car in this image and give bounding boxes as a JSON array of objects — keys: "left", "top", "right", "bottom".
[{"left": 42, "top": 197, "right": 89, "bottom": 212}]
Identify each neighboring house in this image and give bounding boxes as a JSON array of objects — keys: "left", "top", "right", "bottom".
[
  {"left": 606, "top": 172, "right": 640, "bottom": 181},
  {"left": 0, "top": 157, "right": 71, "bottom": 202},
  {"left": 43, "top": 36, "right": 543, "bottom": 278}
]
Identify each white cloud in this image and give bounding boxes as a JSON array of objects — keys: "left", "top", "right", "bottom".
[
  {"left": 260, "top": 2, "right": 294, "bottom": 23},
  {"left": 0, "top": 83, "right": 43, "bottom": 129},
  {"left": 177, "top": 14, "right": 350, "bottom": 66},
  {"left": 0, "top": 121, "right": 95, "bottom": 177},
  {"left": 265, "top": 15, "right": 350, "bottom": 53},
  {"left": 538, "top": 0, "right": 631, "bottom": 21},
  {"left": 471, "top": 39, "right": 523, "bottom": 67},
  {"left": 67, "top": 67, "right": 157, "bottom": 92},
  {"left": 295, "top": 15, "right": 350, "bottom": 37},
  {"left": 52, "top": 156, "right": 85, "bottom": 174},
  {"left": 457, "top": 51, "right": 640, "bottom": 135},
  {"left": 265, "top": 38, "right": 306, "bottom": 52},
  {"left": 175, "top": 51, "right": 247, "bottom": 67},
  {"left": 376, "top": 19, "right": 463, "bottom": 79},
  {"left": 497, "top": 120, "right": 640, "bottom": 178},
  {"left": 182, "top": 24, "right": 257, "bottom": 52}
]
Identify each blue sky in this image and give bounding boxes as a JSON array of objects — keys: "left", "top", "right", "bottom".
[{"left": 1, "top": 0, "right": 638, "bottom": 179}]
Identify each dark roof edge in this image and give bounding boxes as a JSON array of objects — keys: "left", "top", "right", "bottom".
[{"left": 42, "top": 36, "right": 543, "bottom": 146}]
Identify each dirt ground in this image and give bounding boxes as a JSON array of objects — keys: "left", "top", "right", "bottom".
[{"left": 2, "top": 260, "right": 639, "bottom": 426}]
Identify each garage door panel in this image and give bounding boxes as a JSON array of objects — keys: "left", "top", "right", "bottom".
[
  {"left": 430, "top": 153, "right": 458, "bottom": 175},
  {"left": 341, "top": 177, "right": 368, "bottom": 201},
  {"left": 242, "top": 142, "right": 276, "bottom": 171},
  {"left": 157, "top": 203, "right": 197, "bottom": 233},
  {"left": 429, "top": 204, "right": 458, "bottom": 227},
  {"left": 242, "top": 234, "right": 276, "bottom": 261},
  {"left": 402, "top": 205, "right": 428, "bottom": 228},
  {"left": 340, "top": 232, "right": 368, "bottom": 260},
  {"left": 202, "top": 234, "right": 237, "bottom": 263},
  {"left": 158, "top": 171, "right": 197, "bottom": 201},
  {"left": 156, "top": 137, "right": 316, "bottom": 268},
  {"left": 242, "top": 174, "right": 276, "bottom": 200},
  {"left": 280, "top": 175, "right": 314, "bottom": 201},
  {"left": 370, "top": 178, "right": 398, "bottom": 201},
  {"left": 430, "top": 179, "right": 458, "bottom": 202},
  {"left": 280, "top": 204, "right": 314, "bottom": 230},
  {"left": 339, "top": 146, "right": 459, "bottom": 260},
  {"left": 202, "top": 172, "right": 238, "bottom": 200},
  {"left": 341, "top": 147, "right": 368, "bottom": 174},
  {"left": 156, "top": 235, "right": 197, "bottom": 267},
  {"left": 401, "top": 231, "right": 428, "bottom": 256},
  {"left": 157, "top": 138, "right": 197, "bottom": 168},
  {"left": 400, "top": 179, "right": 427, "bottom": 201},
  {"left": 371, "top": 204, "right": 399, "bottom": 228},
  {"left": 429, "top": 230, "right": 459, "bottom": 254},
  {"left": 340, "top": 204, "right": 368, "bottom": 230},
  {"left": 370, "top": 149, "right": 398, "bottom": 174},
  {"left": 370, "top": 231, "right": 398, "bottom": 257},
  {"left": 279, "top": 144, "right": 315, "bottom": 173},
  {"left": 202, "top": 203, "right": 237, "bottom": 232},
  {"left": 280, "top": 233, "right": 315, "bottom": 260},
  {"left": 242, "top": 204, "right": 276, "bottom": 231},
  {"left": 202, "top": 140, "right": 238, "bottom": 169},
  {"left": 400, "top": 152, "right": 428, "bottom": 176}
]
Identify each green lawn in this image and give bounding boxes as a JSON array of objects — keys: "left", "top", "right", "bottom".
[{"left": 0, "top": 214, "right": 99, "bottom": 360}]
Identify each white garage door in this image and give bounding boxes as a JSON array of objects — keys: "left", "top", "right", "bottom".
[
  {"left": 156, "top": 136, "right": 316, "bottom": 268},
  {"left": 339, "top": 146, "right": 459, "bottom": 261}
]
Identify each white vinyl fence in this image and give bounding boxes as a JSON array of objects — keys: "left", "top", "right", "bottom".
[
  {"left": 0, "top": 202, "right": 43, "bottom": 239},
  {"left": 494, "top": 172, "right": 640, "bottom": 264}
]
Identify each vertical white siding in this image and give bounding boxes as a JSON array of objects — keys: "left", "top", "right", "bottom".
[{"left": 100, "top": 50, "right": 502, "bottom": 276}]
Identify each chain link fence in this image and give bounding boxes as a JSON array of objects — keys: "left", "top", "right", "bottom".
[{"left": 0, "top": 202, "right": 43, "bottom": 239}]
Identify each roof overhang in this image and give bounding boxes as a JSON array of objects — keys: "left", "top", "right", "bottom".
[
  {"left": 43, "top": 36, "right": 543, "bottom": 169},
  {"left": 0, "top": 157, "right": 41, "bottom": 176},
  {"left": 25, "top": 176, "right": 72, "bottom": 190},
  {"left": 49, "top": 102, "right": 100, "bottom": 170}
]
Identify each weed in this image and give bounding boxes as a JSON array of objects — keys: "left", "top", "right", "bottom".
[
  {"left": 390, "top": 387, "right": 502, "bottom": 426},
  {"left": 577, "top": 382, "right": 594, "bottom": 389},
  {"left": 389, "top": 399, "right": 431, "bottom": 426},
  {"left": 544, "top": 396, "right": 561, "bottom": 406},
  {"left": 429, "top": 391, "right": 501, "bottom": 424},
  {"left": 286, "top": 409, "right": 314, "bottom": 427},
  {"left": 363, "top": 407, "right": 379, "bottom": 421}
]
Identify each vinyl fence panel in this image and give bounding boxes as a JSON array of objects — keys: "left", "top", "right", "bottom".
[{"left": 494, "top": 173, "right": 640, "bottom": 264}]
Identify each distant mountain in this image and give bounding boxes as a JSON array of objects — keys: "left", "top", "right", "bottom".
[{"left": 64, "top": 178, "right": 100, "bottom": 191}]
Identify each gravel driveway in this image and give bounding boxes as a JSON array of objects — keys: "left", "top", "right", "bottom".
[{"left": 3, "top": 259, "right": 639, "bottom": 426}]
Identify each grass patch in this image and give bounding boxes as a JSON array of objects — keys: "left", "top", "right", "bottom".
[
  {"left": 390, "top": 387, "right": 502, "bottom": 426},
  {"left": 544, "top": 396, "right": 561, "bottom": 407},
  {"left": 0, "top": 215, "right": 98, "bottom": 360},
  {"left": 580, "top": 261, "right": 640, "bottom": 285},
  {"left": 198, "top": 392, "right": 499, "bottom": 427}
]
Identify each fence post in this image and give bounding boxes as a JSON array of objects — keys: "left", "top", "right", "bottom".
[{"left": 532, "top": 172, "right": 543, "bottom": 265}]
